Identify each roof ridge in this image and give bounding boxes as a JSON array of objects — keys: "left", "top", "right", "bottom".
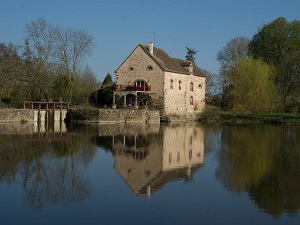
[{"left": 119, "top": 43, "right": 206, "bottom": 77}]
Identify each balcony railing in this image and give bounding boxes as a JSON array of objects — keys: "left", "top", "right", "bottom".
[{"left": 114, "top": 84, "right": 151, "bottom": 92}]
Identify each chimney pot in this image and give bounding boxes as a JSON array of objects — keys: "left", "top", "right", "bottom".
[
  {"left": 149, "top": 42, "right": 154, "bottom": 55},
  {"left": 189, "top": 62, "right": 193, "bottom": 74}
]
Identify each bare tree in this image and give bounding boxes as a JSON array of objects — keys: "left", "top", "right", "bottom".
[
  {"left": 55, "top": 28, "right": 95, "bottom": 102},
  {"left": 78, "top": 65, "right": 101, "bottom": 104},
  {"left": 25, "top": 18, "right": 95, "bottom": 103},
  {"left": 217, "top": 37, "right": 249, "bottom": 72},
  {"left": 25, "top": 18, "right": 58, "bottom": 100}
]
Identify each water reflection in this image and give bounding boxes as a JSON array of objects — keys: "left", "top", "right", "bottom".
[
  {"left": 109, "top": 124, "right": 204, "bottom": 198},
  {"left": 1, "top": 122, "right": 300, "bottom": 220},
  {"left": 0, "top": 122, "right": 95, "bottom": 210},
  {"left": 214, "top": 125, "right": 300, "bottom": 217}
]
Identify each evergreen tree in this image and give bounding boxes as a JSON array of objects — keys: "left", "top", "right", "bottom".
[{"left": 185, "top": 47, "right": 198, "bottom": 62}]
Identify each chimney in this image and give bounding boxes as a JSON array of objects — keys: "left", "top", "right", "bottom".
[
  {"left": 149, "top": 42, "right": 154, "bottom": 55},
  {"left": 189, "top": 62, "right": 193, "bottom": 74}
]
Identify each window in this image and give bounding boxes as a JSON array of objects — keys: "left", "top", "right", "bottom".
[
  {"left": 190, "top": 82, "right": 193, "bottom": 92},
  {"left": 169, "top": 152, "right": 172, "bottom": 162},
  {"left": 136, "top": 80, "right": 145, "bottom": 87},
  {"left": 177, "top": 151, "right": 180, "bottom": 161},
  {"left": 179, "top": 80, "right": 182, "bottom": 90},
  {"left": 190, "top": 96, "right": 193, "bottom": 105},
  {"left": 147, "top": 65, "right": 153, "bottom": 71},
  {"left": 129, "top": 67, "right": 134, "bottom": 71},
  {"left": 198, "top": 84, "right": 202, "bottom": 89},
  {"left": 189, "top": 150, "right": 193, "bottom": 159},
  {"left": 170, "top": 79, "right": 173, "bottom": 89}
]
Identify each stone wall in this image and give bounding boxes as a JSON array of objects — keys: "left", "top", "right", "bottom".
[
  {"left": 163, "top": 72, "right": 206, "bottom": 117},
  {"left": 115, "top": 45, "right": 206, "bottom": 119},
  {"left": 67, "top": 109, "right": 160, "bottom": 124},
  {"left": 0, "top": 109, "right": 35, "bottom": 123},
  {"left": 0, "top": 109, "right": 68, "bottom": 123},
  {"left": 115, "top": 45, "right": 165, "bottom": 97}
]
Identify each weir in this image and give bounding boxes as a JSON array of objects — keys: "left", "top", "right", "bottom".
[
  {"left": 23, "top": 101, "right": 70, "bottom": 123},
  {"left": 34, "top": 109, "right": 68, "bottom": 123},
  {"left": 0, "top": 101, "right": 70, "bottom": 124}
]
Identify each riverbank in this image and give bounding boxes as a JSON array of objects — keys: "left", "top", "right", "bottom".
[{"left": 198, "top": 107, "right": 300, "bottom": 125}]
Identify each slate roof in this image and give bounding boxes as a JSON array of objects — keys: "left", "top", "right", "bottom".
[
  {"left": 139, "top": 44, "right": 206, "bottom": 77},
  {"left": 138, "top": 164, "right": 203, "bottom": 195}
]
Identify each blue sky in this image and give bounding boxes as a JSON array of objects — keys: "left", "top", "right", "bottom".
[{"left": 1, "top": 0, "right": 300, "bottom": 82}]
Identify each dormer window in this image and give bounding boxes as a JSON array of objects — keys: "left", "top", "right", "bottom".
[{"left": 147, "top": 65, "right": 153, "bottom": 71}]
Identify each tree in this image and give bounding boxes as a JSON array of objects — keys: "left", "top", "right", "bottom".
[
  {"left": 185, "top": 47, "right": 198, "bottom": 62},
  {"left": 249, "top": 17, "right": 300, "bottom": 111},
  {"left": 101, "top": 72, "right": 114, "bottom": 88},
  {"left": 279, "top": 50, "right": 300, "bottom": 111},
  {"left": 79, "top": 66, "right": 101, "bottom": 104},
  {"left": 25, "top": 18, "right": 95, "bottom": 103},
  {"left": 216, "top": 37, "right": 250, "bottom": 107},
  {"left": 249, "top": 17, "right": 300, "bottom": 66},
  {"left": 51, "top": 74, "right": 71, "bottom": 102},
  {"left": 55, "top": 27, "right": 95, "bottom": 102},
  {"left": 25, "top": 18, "right": 57, "bottom": 101},
  {"left": 217, "top": 37, "right": 249, "bottom": 72},
  {"left": 0, "top": 42, "right": 27, "bottom": 104},
  {"left": 228, "top": 58, "right": 278, "bottom": 113},
  {"left": 97, "top": 73, "right": 114, "bottom": 107}
]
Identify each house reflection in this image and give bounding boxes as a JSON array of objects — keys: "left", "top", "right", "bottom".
[{"left": 111, "top": 124, "right": 204, "bottom": 198}]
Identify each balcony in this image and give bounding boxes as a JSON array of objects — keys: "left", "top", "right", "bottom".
[{"left": 114, "top": 84, "right": 151, "bottom": 92}]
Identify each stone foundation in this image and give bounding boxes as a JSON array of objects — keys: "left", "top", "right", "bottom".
[
  {"left": 0, "top": 109, "right": 35, "bottom": 123},
  {"left": 67, "top": 109, "right": 160, "bottom": 124},
  {"left": 0, "top": 109, "right": 68, "bottom": 123}
]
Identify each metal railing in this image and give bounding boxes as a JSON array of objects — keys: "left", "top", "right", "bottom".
[{"left": 23, "top": 101, "right": 70, "bottom": 110}]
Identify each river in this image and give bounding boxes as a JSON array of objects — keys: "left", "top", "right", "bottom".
[{"left": 0, "top": 122, "right": 300, "bottom": 225}]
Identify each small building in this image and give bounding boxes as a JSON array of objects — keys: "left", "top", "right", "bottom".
[{"left": 113, "top": 42, "right": 206, "bottom": 120}]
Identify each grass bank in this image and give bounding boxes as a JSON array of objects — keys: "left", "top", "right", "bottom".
[{"left": 198, "top": 107, "right": 300, "bottom": 125}]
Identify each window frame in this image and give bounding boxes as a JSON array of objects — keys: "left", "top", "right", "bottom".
[
  {"left": 190, "top": 96, "right": 193, "bottom": 105},
  {"left": 190, "top": 82, "right": 193, "bottom": 92}
]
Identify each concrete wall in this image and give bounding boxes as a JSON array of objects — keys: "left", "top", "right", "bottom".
[{"left": 68, "top": 109, "right": 160, "bottom": 124}]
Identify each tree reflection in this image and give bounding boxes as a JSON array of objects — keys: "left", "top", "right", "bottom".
[
  {"left": 215, "top": 126, "right": 300, "bottom": 217},
  {"left": 0, "top": 133, "right": 96, "bottom": 210}
]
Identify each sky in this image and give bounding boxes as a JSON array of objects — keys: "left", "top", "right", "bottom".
[{"left": 1, "top": 0, "right": 300, "bottom": 82}]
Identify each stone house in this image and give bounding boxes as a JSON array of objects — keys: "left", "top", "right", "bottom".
[{"left": 113, "top": 42, "right": 206, "bottom": 120}]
